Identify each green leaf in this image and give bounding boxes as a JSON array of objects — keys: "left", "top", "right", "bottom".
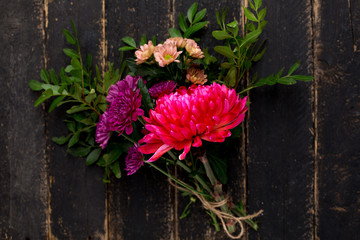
[
  {"left": 68, "top": 131, "right": 80, "bottom": 148},
  {"left": 240, "top": 29, "right": 261, "bottom": 49},
  {"left": 258, "top": 7, "right": 267, "bottom": 20},
  {"left": 179, "top": 12, "right": 188, "bottom": 32},
  {"left": 221, "top": 62, "right": 233, "bottom": 69},
  {"left": 40, "top": 69, "right": 50, "bottom": 83},
  {"left": 66, "top": 105, "right": 91, "bottom": 114},
  {"left": 85, "top": 91, "right": 96, "bottom": 104},
  {"left": 288, "top": 61, "right": 300, "bottom": 75},
  {"left": 86, "top": 54, "right": 92, "bottom": 68},
  {"left": 225, "top": 67, "right": 237, "bottom": 87},
  {"left": 169, "top": 28, "right": 182, "bottom": 38},
  {"left": 80, "top": 118, "right": 94, "bottom": 125},
  {"left": 67, "top": 146, "right": 91, "bottom": 157},
  {"left": 138, "top": 78, "right": 153, "bottom": 111},
  {"left": 122, "top": 36, "right": 137, "bottom": 48},
  {"left": 184, "top": 21, "right": 208, "bottom": 38},
  {"left": 254, "top": 0, "right": 262, "bottom": 10},
  {"left": 187, "top": 2, "right": 198, "bottom": 23},
  {"left": 52, "top": 135, "right": 71, "bottom": 145},
  {"left": 140, "top": 34, "right": 147, "bottom": 46},
  {"left": 103, "top": 148, "right": 123, "bottom": 165},
  {"left": 212, "top": 30, "right": 232, "bottom": 40},
  {"left": 72, "top": 83, "right": 83, "bottom": 101},
  {"left": 29, "top": 80, "right": 43, "bottom": 91},
  {"left": 34, "top": 89, "right": 53, "bottom": 107},
  {"left": 243, "top": 7, "right": 258, "bottom": 22},
  {"left": 193, "top": 8, "right": 207, "bottom": 24},
  {"left": 151, "top": 35, "right": 157, "bottom": 45},
  {"left": 70, "top": 20, "right": 77, "bottom": 36},
  {"left": 71, "top": 57, "right": 82, "bottom": 70},
  {"left": 118, "top": 46, "right": 136, "bottom": 51},
  {"left": 214, "top": 46, "right": 238, "bottom": 59},
  {"left": 86, "top": 148, "right": 102, "bottom": 166},
  {"left": 208, "top": 154, "right": 228, "bottom": 184},
  {"left": 252, "top": 47, "right": 267, "bottom": 62},
  {"left": 227, "top": 20, "right": 238, "bottom": 28},
  {"left": 48, "top": 95, "right": 66, "bottom": 112},
  {"left": 67, "top": 121, "right": 76, "bottom": 132},
  {"left": 62, "top": 29, "right": 76, "bottom": 44},
  {"left": 110, "top": 161, "right": 121, "bottom": 178},
  {"left": 216, "top": 10, "right": 221, "bottom": 28},
  {"left": 48, "top": 69, "right": 59, "bottom": 85},
  {"left": 63, "top": 48, "right": 79, "bottom": 59},
  {"left": 249, "top": 0, "right": 255, "bottom": 10},
  {"left": 291, "top": 75, "right": 314, "bottom": 81},
  {"left": 277, "top": 77, "right": 296, "bottom": 85}
]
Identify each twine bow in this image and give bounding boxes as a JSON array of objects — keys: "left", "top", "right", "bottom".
[{"left": 168, "top": 178, "right": 263, "bottom": 239}]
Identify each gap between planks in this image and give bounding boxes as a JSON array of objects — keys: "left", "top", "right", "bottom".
[{"left": 310, "top": 0, "right": 320, "bottom": 240}]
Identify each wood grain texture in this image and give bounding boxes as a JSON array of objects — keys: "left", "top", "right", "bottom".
[
  {"left": 246, "top": 1, "right": 314, "bottom": 239},
  {"left": 313, "top": 0, "right": 360, "bottom": 239},
  {"left": 46, "top": 0, "right": 106, "bottom": 239},
  {"left": 0, "top": 0, "right": 49, "bottom": 239},
  {"left": 106, "top": 1, "right": 176, "bottom": 239}
]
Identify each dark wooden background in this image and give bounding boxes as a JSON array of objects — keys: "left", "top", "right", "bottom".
[{"left": 1, "top": 0, "right": 359, "bottom": 239}]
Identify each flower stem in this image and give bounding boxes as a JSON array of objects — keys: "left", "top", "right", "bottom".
[
  {"left": 121, "top": 134, "right": 136, "bottom": 144},
  {"left": 146, "top": 162, "right": 210, "bottom": 197},
  {"left": 199, "top": 154, "right": 236, "bottom": 233},
  {"left": 167, "top": 150, "right": 212, "bottom": 193}
]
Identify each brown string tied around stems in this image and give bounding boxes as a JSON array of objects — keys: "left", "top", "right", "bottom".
[{"left": 168, "top": 178, "right": 263, "bottom": 239}]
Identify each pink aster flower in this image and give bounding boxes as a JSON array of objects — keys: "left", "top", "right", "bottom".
[
  {"left": 125, "top": 144, "right": 144, "bottom": 175},
  {"left": 148, "top": 81, "right": 177, "bottom": 99},
  {"left": 186, "top": 67, "right": 208, "bottom": 85},
  {"left": 138, "top": 83, "right": 248, "bottom": 161},
  {"left": 153, "top": 43, "right": 182, "bottom": 67},
  {"left": 135, "top": 40, "right": 155, "bottom": 64},
  {"left": 164, "top": 37, "right": 187, "bottom": 48},
  {"left": 95, "top": 111, "right": 112, "bottom": 149},
  {"left": 185, "top": 39, "right": 204, "bottom": 59}
]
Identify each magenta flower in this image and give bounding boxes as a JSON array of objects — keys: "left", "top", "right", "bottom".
[
  {"left": 107, "top": 88, "right": 144, "bottom": 135},
  {"left": 95, "top": 111, "right": 112, "bottom": 149},
  {"left": 148, "top": 81, "right": 177, "bottom": 99},
  {"left": 96, "top": 75, "right": 144, "bottom": 149},
  {"left": 138, "top": 83, "right": 248, "bottom": 161},
  {"left": 106, "top": 75, "right": 141, "bottom": 103},
  {"left": 125, "top": 144, "right": 144, "bottom": 175}
]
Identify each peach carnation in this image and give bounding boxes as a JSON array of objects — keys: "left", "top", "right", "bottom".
[
  {"left": 164, "top": 37, "right": 187, "bottom": 48},
  {"left": 135, "top": 41, "right": 155, "bottom": 65},
  {"left": 185, "top": 39, "right": 204, "bottom": 59},
  {"left": 153, "top": 43, "right": 182, "bottom": 67},
  {"left": 186, "top": 67, "right": 207, "bottom": 85}
]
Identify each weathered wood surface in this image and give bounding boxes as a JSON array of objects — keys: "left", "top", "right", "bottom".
[{"left": 0, "top": 0, "right": 359, "bottom": 239}]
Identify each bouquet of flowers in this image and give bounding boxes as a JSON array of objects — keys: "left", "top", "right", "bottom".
[{"left": 29, "top": 0, "right": 312, "bottom": 238}]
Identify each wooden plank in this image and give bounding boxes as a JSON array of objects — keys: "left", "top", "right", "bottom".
[
  {"left": 46, "top": 0, "right": 107, "bottom": 239},
  {"left": 246, "top": 1, "right": 314, "bottom": 239},
  {"left": 313, "top": 0, "right": 360, "bottom": 239},
  {"left": 0, "top": 0, "right": 49, "bottom": 239},
  {"left": 170, "top": 1, "right": 245, "bottom": 239},
  {"left": 106, "top": 1, "right": 176, "bottom": 239}
]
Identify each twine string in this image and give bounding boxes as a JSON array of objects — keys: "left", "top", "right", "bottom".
[{"left": 168, "top": 178, "right": 263, "bottom": 239}]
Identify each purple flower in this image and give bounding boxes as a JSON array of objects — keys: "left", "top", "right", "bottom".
[
  {"left": 106, "top": 75, "right": 142, "bottom": 103},
  {"left": 148, "top": 81, "right": 177, "bottom": 99},
  {"left": 125, "top": 144, "right": 144, "bottom": 175},
  {"left": 107, "top": 88, "right": 144, "bottom": 135},
  {"left": 95, "top": 75, "right": 144, "bottom": 149},
  {"left": 95, "top": 111, "right": 112, "bottom": 149}
]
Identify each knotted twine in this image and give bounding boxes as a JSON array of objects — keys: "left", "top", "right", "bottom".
[{"left": 168, "top": 178, "right": 263, "bottom": 239}]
